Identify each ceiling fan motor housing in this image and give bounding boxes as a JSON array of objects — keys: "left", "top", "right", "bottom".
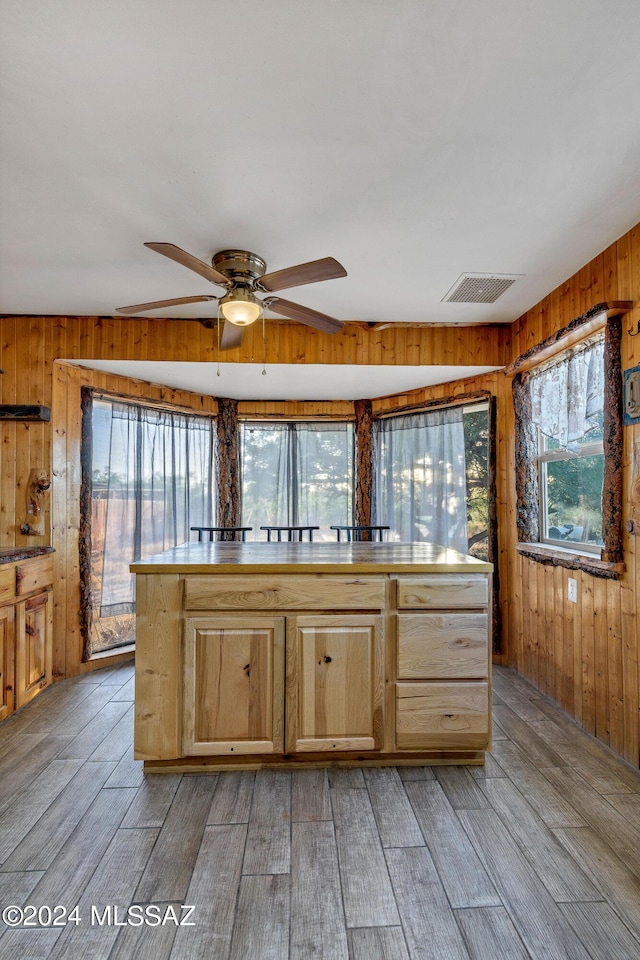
[{"left": 212, "top": 249, "right": 267, "bottom": 286}]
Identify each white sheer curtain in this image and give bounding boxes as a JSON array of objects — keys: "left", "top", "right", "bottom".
[
  {"left": 374, "top": 407, "right": 468, "bottom": 550},
  {"left": 98, "top": 399, "right": 214, "bottom": 615},
  {"left": 529, "top": 336, "right": 604, "bottom": 451},
  {"left": 240, "top": 422, "right": 353, "bottom": 539}
]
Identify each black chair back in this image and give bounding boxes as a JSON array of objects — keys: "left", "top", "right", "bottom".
[
  {"left": 330, "top": 525, "right": 389, "bottom": 542},
  {"left": 260, "top": 525, "right": 319, "bottom": 542},
  {"left": 190, "top": 526, "right": 252, "bottom": 542}
]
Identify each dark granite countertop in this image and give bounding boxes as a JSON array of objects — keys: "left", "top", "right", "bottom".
[{"left": 0, "top": 546, "right": 54, "bottom": 565}]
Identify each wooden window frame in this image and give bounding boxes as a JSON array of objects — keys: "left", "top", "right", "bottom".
[{"left": 509, "top": 303, "right": 628, "bottom": 579}]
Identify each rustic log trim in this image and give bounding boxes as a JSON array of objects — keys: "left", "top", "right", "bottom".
[
  {"left": 513, "top": 372, "right": 539, "bottom": 543},
  {"left": 516, "top": 544, "right": 624, "bottom": 580},
  {"left": 506, "top": 301, "right": 632, "bottom": 375},
  {"left": 0, "top": 404, "right": 51, "bottom": 421},
  {"left": 375, "top": 389, "right": 492, "bottom": 418},
  {"left": 215, "top": 397, "right": 241, "bottom": 528},
  {"left": 79, "top": 386, "right": 94, "bottom": 662},
  {"left": 354, "top": 399, "right": 374, "bottom": 527},
  {"left": 602, "top": 316, "right": 624, "bottom": 562},
  {"left": 89, "top": 386, "right": 218, "bottom": 417},
  {"left": 487, "top": 394, "right": 501, "bottom": 654}
]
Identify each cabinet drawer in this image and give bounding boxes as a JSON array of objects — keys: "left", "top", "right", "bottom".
[
  {"left": 397, "top": 613, "right": 488, "bottom": 679},
  {"left": 396, "top": 576, "right": 488, "bottom": 609},
  {"left": 396, "top": 681, "right": 489, "bottom": 750},
  {"left": 183, "top": 575, "right": 385, "bottom": 611},
  {"left": 16, "top": 556, "right": 54, "bottom": 596}
]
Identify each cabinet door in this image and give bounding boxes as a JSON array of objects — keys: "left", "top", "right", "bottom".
[
  {"left": 183, "top": 616, "right": 285, "bottom": 756},
  {"left": 15, "top": 589, "right": 52, "bottom": 709},
  {"left": 0, "top": 604, "right": 16, "bottom": 721},
  {"left": 286, "top": 615, "right": 384, "bottom": 753}
]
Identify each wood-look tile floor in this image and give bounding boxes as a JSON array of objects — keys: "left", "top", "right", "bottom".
[{"left": 0, "top": 664, "right": 639, "bottom": 960}]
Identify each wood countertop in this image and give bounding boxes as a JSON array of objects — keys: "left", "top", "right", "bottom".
[{"left": 130, "top": 541, "right": 492, "bottom": 575}]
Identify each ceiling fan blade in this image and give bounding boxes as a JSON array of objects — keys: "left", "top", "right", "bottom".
[
  {"left": 220, "top": 321, "right": 245, "bottom": 350},
  {"left": 116, "top": 295, "right": 218, "bottom": 315},
  {"left": 266, "top": 297, "right": 344, "bottom": 334},
  {"left": 144, "top": 242, "right": 229, "bottom": 286},
  {"left": 258, "top": 256, "right": 347, "bottom": 293}
]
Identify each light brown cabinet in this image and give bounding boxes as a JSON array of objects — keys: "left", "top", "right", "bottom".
[
  {"left": 0, "top": 602, "right": 15, "bottom": 722},
  {"left": 286, "top": 614, "right": 384, "bottom": 753},
  {"left": 394, "top": 574, "right": 490, "bottom": 752},
  {"left": 183, "top": 615, "right": 284, "bottom": 756},
  {"left": 0, "top": 553, "right": 54, "bottom": 719},
  {"left": 180, "top": 611, "right": 384, "bottom": 758},
  {"left": 132, "top": 544, "right": 492, "bottom": 770},
  {"left": 15, "top": 588, "right": 53, "bottom": 709}
]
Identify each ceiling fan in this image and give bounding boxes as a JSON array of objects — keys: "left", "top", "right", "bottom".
[{"left": 116, "top": 244, "right": 347, "bottom": 349}]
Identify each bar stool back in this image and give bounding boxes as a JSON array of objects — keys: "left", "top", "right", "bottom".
[
  {"left": 260, "top": 525, "right": 320, "bottom": 542},
  {"left": 330, "top": 525, "right": 389, "bottom": 542},
  {"left": 190, "top": 526, "right": 253, "bottom": 542}
]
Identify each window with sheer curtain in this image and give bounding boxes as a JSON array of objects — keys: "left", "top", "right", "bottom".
[
  {"left": 87, "top": 396, "right": 215, "bottom": 653},
  {"left": 374, "top": 406, "right": 469, "bottom": 551},
  {"left": 240, "top": 421, "right": 354, "bottom": 540},
  {"left": 529, "top": 334, "right": 605, "bottom": 552}
]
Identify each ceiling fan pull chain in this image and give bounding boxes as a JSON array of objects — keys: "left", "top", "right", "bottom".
[
  {"left": 216, "top": 303, "right": 222, "bottom": 377},
  {"left": 262, "top": 306, "right": 267, "bottom": 376}
]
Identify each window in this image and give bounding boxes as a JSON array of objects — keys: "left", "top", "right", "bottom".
[
  {"left": 512, "top": 309, "right": 624, "bottom": 574},
  {"left": 239, "top": 421, "right": 354, "bottom": 539},
  {"left": 82, "top": 393, "right": 215, "bottom": 655},
  {"left": 374, "top": 404, "right": 489, "bottom": 554},
  {"left": 530, "top": 335, "right": 605, "bottom": 554}
]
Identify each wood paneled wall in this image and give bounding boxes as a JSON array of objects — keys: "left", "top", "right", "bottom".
[
  {"left": 1, "top": 225, "right": 639, "bottom": 768},
  {"left": 505, "top": 226, "right": 640, "bottom": 767}
]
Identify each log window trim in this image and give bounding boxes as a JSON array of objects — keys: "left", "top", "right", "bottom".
[{"left": 512, "top": 310, "right": 625, "bottom": 578}]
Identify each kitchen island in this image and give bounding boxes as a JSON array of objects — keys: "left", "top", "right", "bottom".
[{"left": 131, "top": 541, "right": 492, "bottom": 771}]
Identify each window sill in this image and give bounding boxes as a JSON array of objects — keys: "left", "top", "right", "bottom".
[
  {"left": 516, "top": 542, "right": 625, "bottom": 580},
  {"left": 86, "top": 643, "right": 135, "bottom": 664}
]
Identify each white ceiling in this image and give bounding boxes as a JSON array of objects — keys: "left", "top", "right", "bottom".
[
  {"left": 2, "top": 0, "right": 640, "bottom": 397},
  {"left": 69, "top": 360, "right": 502, "bottom": 402}
]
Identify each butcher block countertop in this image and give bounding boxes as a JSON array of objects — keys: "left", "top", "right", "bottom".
[{"left": 130, "top": 540, "right": 493, "bottom": 575}]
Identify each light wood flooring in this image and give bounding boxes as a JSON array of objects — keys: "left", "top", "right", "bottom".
[{"left": 0, "top": 663, "right": 639, "bottom": 959}]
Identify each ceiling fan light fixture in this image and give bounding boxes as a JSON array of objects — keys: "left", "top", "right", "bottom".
[{"left": 219, "top": 288, "right": 261, "bottom": 326}]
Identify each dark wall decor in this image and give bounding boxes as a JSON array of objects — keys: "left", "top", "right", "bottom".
[{"left": 0, "top": 405, "right": 51, "bottom": 421}]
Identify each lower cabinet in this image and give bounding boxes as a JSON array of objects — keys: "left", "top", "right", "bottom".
[
  {"left": 394, "top": 576, "right": 491, "bottom": 753},
  {"left": 0, "top": 555, "right": 53, "bottom": 720},
  {"left": 135, "top": 569, "right": 492, "bottom": 767},
  {"left": 15, "top": 589, "right": 53, "bottom": 709},
  {"left": 0, "top": 603, "right": 15, "bottom": 722},
  {"left": 286, "top": 615, "right": 384, "bottom": 753},
  {"left": 181, "top": 613, "right": 385, "bottom": 757},
  {"left": 183, "top": 616, "right": 285, "bottom": 756}
]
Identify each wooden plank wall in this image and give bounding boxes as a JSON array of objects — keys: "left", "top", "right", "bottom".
[{"left": 505, "top": 226, "right": 640, "bottom": 768}]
